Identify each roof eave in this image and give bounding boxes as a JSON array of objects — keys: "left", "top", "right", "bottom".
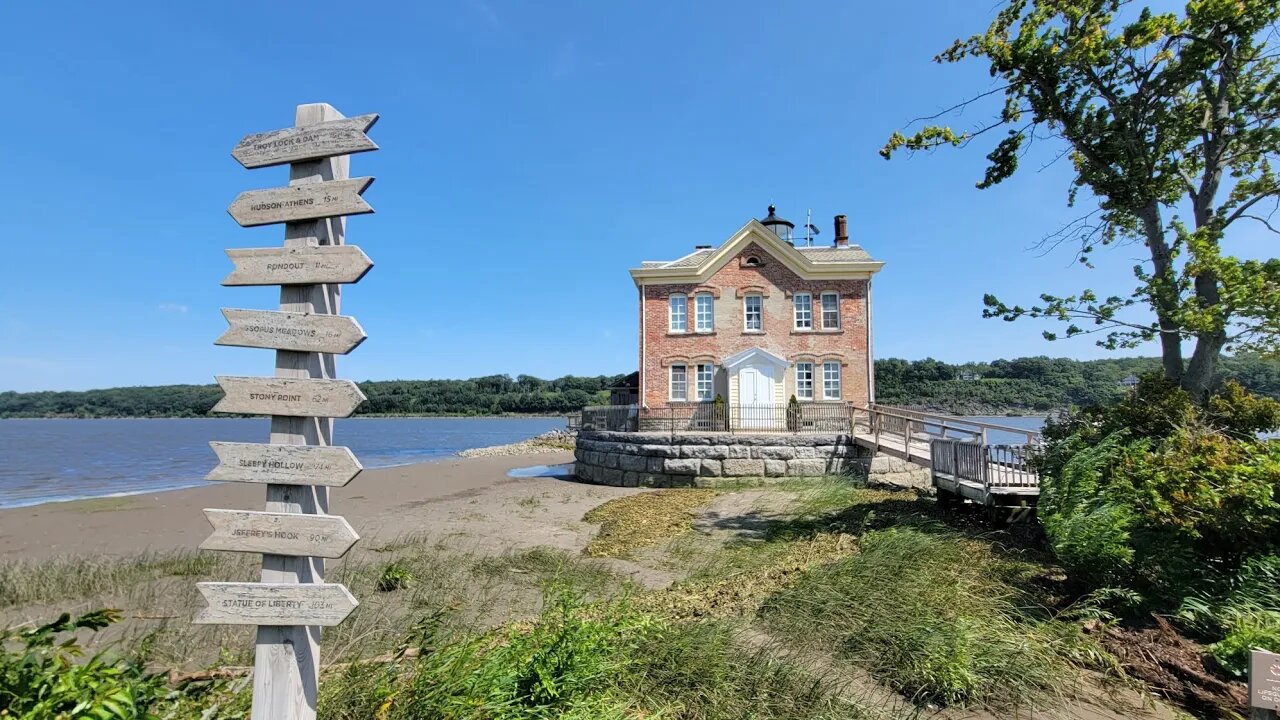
[{"left": 630, "top": 260, "right": 884, "bottom": 285}]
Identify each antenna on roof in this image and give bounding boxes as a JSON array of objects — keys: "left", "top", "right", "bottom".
[{"left": 805, "top": 209, "right": 821, "bottom": 247}]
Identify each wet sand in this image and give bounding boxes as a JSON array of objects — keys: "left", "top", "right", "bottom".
[{"left": 0, "top": 450, "right": 596, "bottom": 560}]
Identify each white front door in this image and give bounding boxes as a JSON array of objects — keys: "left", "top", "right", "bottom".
[{"left": 738, "top": 364, "right": 776, "bottom": 429}]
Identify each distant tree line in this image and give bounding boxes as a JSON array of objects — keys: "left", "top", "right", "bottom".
[{"left": 1, "top": 356, "right": 1277, "bottom": 419}]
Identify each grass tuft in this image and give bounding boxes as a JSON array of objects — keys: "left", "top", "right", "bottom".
[
  {"left": 763, "top": 525, "right": 1076, "bottom": 710},
  {"left": 582, "top": 489, "right": 717, "bottom": 558}
]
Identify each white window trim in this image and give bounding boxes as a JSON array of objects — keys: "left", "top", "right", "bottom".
[
  {"left": 670, "top": 364, "right": 688, "bottom": 402},
  {"left": 695, "top": 363, "right": 715, "bottom": 401},
  {"left": 743, "top": 294, "right": 763, "bottom": 331},
  {"left": 822, "top": 361, "right": 842, "bottom": 400},
  {"left": 820, "top": 292, "right": 841, "bottom": 330},
  {"left": 795, "top": 362, "right": 814, "bottom": 401},
  {"left": 668, "top": 294, "right": 687, "bottom": 333},
  {"left": 694, "top": 293, "right": 714, "bottom": 332},
  {"left": 794, "top": 292, "right": 813, "bottom": 330}
]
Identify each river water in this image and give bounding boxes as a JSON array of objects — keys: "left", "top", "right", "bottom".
[{"left": 0, "top": 417, "right": 564, "bottom": 509}]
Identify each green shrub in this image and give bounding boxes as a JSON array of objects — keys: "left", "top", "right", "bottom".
[
  {"left": 1038, "top": 377, "right": 1280, "bottom": 608},
  {"left": 1179, "top": 556, "right": 1280, "bottom": 678},
  {"left": 761, "top": 527, "right": 1074, "bottom": 709},
  {"left": 376, "top": 560, "right": 415, "bottom": 592}
]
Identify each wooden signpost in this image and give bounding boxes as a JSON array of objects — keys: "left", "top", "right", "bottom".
[{"left": 199, "top": 103, "right": 378, "bottom": 720}]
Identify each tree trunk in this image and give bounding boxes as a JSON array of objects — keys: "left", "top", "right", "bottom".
[
  {"left": 1137, "top": 202, "right": 1185, "bottom": 383},
  {"left": 1184, "top": 331, "right": 1225, "bottom": 402}
]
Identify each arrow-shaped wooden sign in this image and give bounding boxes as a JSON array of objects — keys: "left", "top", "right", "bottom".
[
  {"left": 200, "top": 509, "right": 360, "bottom": 558},
  {"left": 232, "top": 113, "right": 379, "bottom": 169},
  {"left": 228, "top": 178, "right": 374, "bottom": 227},
  {"left": 216, "top": 309, "right": 366, "bottom": 354},
  {"left": 194, "top": 582, "right": 358, "bottom": 626},
  {"left": 223, "top": 246, "right": 374, "bottom": 286},
  {"left": 207, "top": 442, "right": 363, "bottom": 486},
  {"left": 212, "top": 376, "right": 367, "bottom": 418}
]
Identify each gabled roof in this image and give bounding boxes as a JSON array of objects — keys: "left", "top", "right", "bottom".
[
  {"left": 721, "top": 346, "right": 790, "bottom": 370},
  {"left": 631, "top": 220, "right": 883, "bottom": 285}
]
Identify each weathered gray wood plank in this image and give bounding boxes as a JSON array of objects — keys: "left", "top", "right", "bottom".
[
  {"left": 223, "top": 246, "right": 373, "bottom": 286},
  {"left": 194, "top": 582, "right": 358, "bottom": 626},
  {"left": 232, "top": 114, "right": 378, "bottom": 169},
  {"left": 255, "top": 103, "right": 352, "bottom": 720},
  {"left": 200, "top": 509, "right": 359, "bottom": 558},
  {"left": 212, "top": 376, "right": 366, "bottom": 418},
  {"left": 216, "top": 309, "right": 366, "bottom": 354},
  {"left": 228, "top": 177, "right": 374, "bottom": 227},
  {"left": 206, "top": 442, "right": 362, "bottom": 487}
]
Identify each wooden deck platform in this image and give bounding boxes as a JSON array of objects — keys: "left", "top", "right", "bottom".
[{"left": 850, "top": 406, "right": 1041, "bottom": 509}]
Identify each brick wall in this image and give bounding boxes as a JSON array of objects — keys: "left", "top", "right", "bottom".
[{"left": 638, "top": 242, "right": 870, "bottom": 408}]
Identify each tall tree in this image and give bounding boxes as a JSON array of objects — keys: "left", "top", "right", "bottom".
[{"left": 882, "top": 0, "right": 1280, "bottom": 400}]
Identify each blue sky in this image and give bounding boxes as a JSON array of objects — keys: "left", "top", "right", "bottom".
[{"left": 0, "top": 1, "right": 1268, "bottom": 392}]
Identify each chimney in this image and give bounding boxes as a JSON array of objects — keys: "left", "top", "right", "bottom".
[{"left": 833, "top": 214, "right": 849, "bottom": 247}]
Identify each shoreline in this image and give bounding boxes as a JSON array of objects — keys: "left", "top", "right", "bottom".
[{"left": 0, "top": 449, "right": 577, "bottom": 561}]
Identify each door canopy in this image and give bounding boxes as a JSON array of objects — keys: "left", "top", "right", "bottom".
[{"left": 721, "top": 346, "right": 789, "bottom": 371}]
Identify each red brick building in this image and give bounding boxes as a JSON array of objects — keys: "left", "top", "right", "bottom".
[{"left": 630, "top": 207, "right": 883, "bottom": 423}]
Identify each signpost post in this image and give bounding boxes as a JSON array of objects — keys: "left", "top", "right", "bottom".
[{"left": 198, "top": 103, "right": 378, "bottom": 720}]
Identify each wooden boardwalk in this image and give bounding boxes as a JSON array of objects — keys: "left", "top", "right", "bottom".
[{"left": 851, "top": 405, "right": 1041, "bottom": 510}]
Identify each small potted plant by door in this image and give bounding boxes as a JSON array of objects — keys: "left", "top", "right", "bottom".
[{"left": 787, "top": 394, "right": 801, "bottom": 432}]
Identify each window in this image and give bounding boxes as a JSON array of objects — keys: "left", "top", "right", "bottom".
[
  {"left": 822, "top": 361, "right": 842, "bottom": 400},
  {"left": 696, "top": 364, "right": 714, "bottom": 401},
  {"left": 668, "top": 294, "right": 687, "bottom": 332},
  {"left": 744, "top": 256, "right": 761, "bottom": 267},
  {"left": 743, "top": 295, "right": 762, "bottom": 331},
  {"left": 670, "top": 365, "right": 687, "bottom": 401},
  {"left": 796, "top": 362, "right": 814, "bottom": 400},
  {"left": 821, "top": 292, "right": 840, "bottom": 329},
  {"left": 695, "top": 293, "right": 714, "bottom": 332},
  {"left": 793, "top": 293, "right": 812, "bottom": 329}
]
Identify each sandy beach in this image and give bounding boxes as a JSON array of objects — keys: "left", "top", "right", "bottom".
[{"left": 0, "top": 449, "right": 624, "bottom": 561}]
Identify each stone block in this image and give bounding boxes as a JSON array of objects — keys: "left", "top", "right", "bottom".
[
  {"left": 726, "top": 445, "right": 752, "bottom": 459},
  {"left": 618, "top": 454, "right": 648, "bottom": 472},
  {"left": 764, "top": 459, "right": 788, "bottom": 477},
  {"left": 636, "top": 473, "right": 666, "bottom": 488},
  {"left": 621, "top": 472, "right": 640, "bottom": 487},
  {"left": 699, "top": 459, "right": 723, "bottom": 477},
  {"left": 792, "top": 446, "right": 817, "bottom": 459},
  {"left": 664, "top": 458, "right": 700, "bottom": 475},
  {"left": 722, "top": 459, "right": 765, "bottom": 477},
  {"left": 604, "top": 453, "right": 620, "bottom": 469},
  {"left": 639, "top": 444, "right": 678, "bottom": 458},
  {"left": 599, "top": 468, "right": 624, "bottom": 486},
  {"left": 755, "top": 446, "right": 796, "bottom": 460},
  {"left": 787, "top": 458, "right": 829, "bottom": 477},
  {"left": 647, "top": 456, "right": 666, "bottom": 473}
]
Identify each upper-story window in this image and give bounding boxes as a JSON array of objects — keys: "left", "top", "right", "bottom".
[
  {"left": 696, "top": 363, "right": 714, "bottom": 400},
  {"left": 794, "top": 293, "right": 813, "bottom": 330},
  {"left": 669, "top": 294, "right": 687, "bottom": 332},
  {"left": 795, "top": 362, "right": 814, "bottom": 400},
  {"left": 670, "top": 364, "right": 687, "bottom": 401},
  {"left": 822, "top": 361, "right": 842, "bottom": 400},
  {"left": 743, "top": 294, "right": 762, "bottom": 331},
  {"left": 821, "top": 292, "right": 840, "bottom": 329},
  {"left": 695, "top": 293, "right": 714, "bottom": 332}
]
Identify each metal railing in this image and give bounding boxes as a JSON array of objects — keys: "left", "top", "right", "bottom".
[
  {"left": 853, "top": 404, "right": 1042, "bottom": 445},
  {"left": 579, "top": 402, "right": 854, "bottom": 434}
]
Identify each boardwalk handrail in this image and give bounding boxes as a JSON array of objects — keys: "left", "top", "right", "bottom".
[
  {"left": 852, "top": 404, "right": 1042, "bottom": 445},
  {"left": 929, "top": 437, "right": 1039, "bottom": 490}
]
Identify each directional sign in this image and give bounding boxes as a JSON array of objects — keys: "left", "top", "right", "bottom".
[
  {"left": 223, "top": 246, "right": 374, "bottom": 286},
  {"left": 232, "top": 113, "right": 379, "bottom": 169},
  {"left": 228, "top": 178, "right": 374, "bottom": 227},
  {"left": 194, "top": 582, "right": 358, "bottom": 626},
  {"left": 212, "top": 376, "right": 366, "bottom": 418},
  {"left": 207, "top": 442, "right": 363, "bottom": 486},
  {"left": 216, "top": 309, "right": 366, "bottom": 354},
  {"left": 200, "top": 509, "right": 359, "bottom": 558}
]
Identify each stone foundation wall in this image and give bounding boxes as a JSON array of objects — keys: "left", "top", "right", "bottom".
[{"left": 573, "top": 430, "right": 871, "bottom": 488}]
